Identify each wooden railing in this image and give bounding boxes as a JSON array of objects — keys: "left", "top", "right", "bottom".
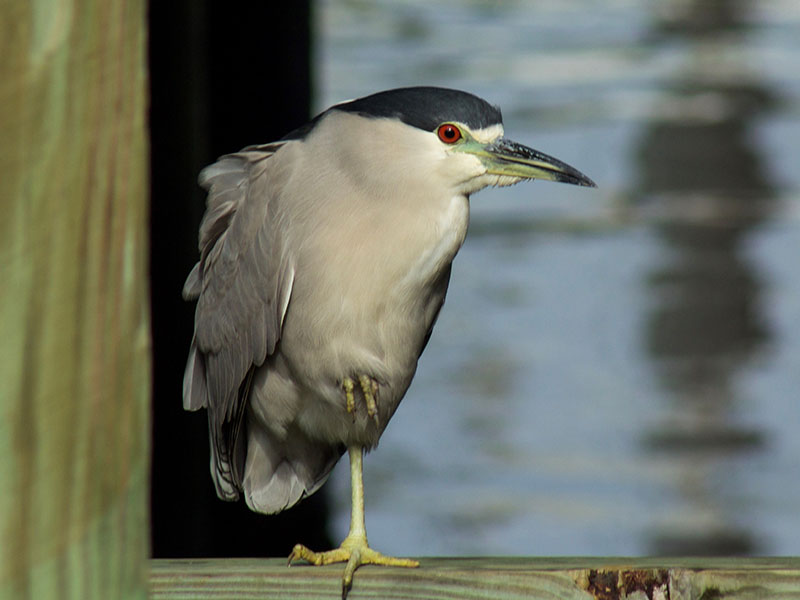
[{"left": 150, "top": 557, "right": 800, "bottom": 599}]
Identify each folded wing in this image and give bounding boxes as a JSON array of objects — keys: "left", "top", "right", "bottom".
[{"left": 183, "top": 142, "right": 295, "bottom": 500}]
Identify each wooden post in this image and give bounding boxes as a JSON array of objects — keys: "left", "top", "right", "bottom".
[{"left": 0, "top": 1, "right": 150, "bottom": 598}]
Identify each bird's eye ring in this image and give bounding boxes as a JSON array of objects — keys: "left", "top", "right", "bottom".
[{"left": 437, "top": 124, "right": 462, "bottom": 144}]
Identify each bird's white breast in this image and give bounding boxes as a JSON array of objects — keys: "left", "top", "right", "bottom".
[{"left": 396, "top": 193, "right": 469, "bottom": 292}]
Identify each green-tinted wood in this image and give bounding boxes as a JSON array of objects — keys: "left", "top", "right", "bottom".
[
  {"left": 0, "top": 0, "right": 150, "bottom": 598},
  {"left": 150, "top": 557, "right": 800, "bottom": 600}
]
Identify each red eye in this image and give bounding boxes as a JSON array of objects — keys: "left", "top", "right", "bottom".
[{"left": 437, "top": 124, "right": 462, "bottom": 144}]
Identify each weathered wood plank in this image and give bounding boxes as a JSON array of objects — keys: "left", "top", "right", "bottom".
[
  {"left": 150, "top": 557, "right": 800, "bottom": 600},
  {"left": 0, "top": 0, "right": 150, "bottom": 598}
]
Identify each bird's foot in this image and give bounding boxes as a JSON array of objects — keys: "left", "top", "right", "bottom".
[
  {"left": 288, "top": 535, "right": 419, "bottom": 599},
  {"left": 341, "top": 375, "right": 380, "bottom": 424}
]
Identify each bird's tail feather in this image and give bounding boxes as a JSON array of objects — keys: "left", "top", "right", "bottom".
[{"left": 242, "top": 426, "right": 344, "bottom": 514}]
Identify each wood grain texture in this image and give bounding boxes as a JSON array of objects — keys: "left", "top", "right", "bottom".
[
  {"left": 150, "top": 557, "right": 800, "bottom": 600},
  {"left": 0, "top": 0, "right": 150, "bottom": 598}
]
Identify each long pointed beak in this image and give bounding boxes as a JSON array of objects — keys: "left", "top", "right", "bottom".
[{"left": 473, "top": 137, "right": 596, "bottom": 187}]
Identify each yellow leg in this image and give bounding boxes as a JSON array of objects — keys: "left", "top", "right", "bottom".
[{"left": 288, "top": 446, "right": 419, "bottom": 598}]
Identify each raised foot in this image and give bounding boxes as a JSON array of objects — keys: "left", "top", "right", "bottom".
[
  {"left": 288, "top": 538, "right": 419, "bottom": 599},
  {"left": 341, "top": 375, "right": 380, "bottom": 424}
]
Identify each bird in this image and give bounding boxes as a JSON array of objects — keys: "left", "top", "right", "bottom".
[{"left": 182, "top": 86, "right": 595, "bottom": 597}]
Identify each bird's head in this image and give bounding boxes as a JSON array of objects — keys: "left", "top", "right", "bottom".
[{"left": 287, "top": 86, "right": 596, "bottom": 199}]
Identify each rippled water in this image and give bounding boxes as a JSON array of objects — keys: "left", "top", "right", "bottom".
[{"left": 317, "top": 0, "right": 800, "bottom": 557}]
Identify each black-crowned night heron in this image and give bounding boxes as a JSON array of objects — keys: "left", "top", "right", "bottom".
[{"left": 183, "top": 86, "right": 595, "bottom": 597}]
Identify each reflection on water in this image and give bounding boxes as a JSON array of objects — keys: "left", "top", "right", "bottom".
[
  {"left": 318, "top": 0, "right": 800, "bottom": 557},
  {"left": 635, "top": 0, "right": 777, "bottom": 555}
]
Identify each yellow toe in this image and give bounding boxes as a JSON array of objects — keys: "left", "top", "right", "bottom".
[{"left": 287, "top": 538, "right": 418, "bottom": 598}]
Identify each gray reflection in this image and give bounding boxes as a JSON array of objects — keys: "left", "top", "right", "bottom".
[{"left": 635, "top": 0, "right": 777, "bottom": 556}]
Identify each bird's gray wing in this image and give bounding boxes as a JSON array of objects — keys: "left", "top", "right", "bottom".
[{"left": 182, "top": 142, "right": 295, "bottom": 500}]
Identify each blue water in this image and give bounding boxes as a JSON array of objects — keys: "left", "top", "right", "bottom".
[{"left": 317, "top": 0, "right": 800, "bottom": 557}]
